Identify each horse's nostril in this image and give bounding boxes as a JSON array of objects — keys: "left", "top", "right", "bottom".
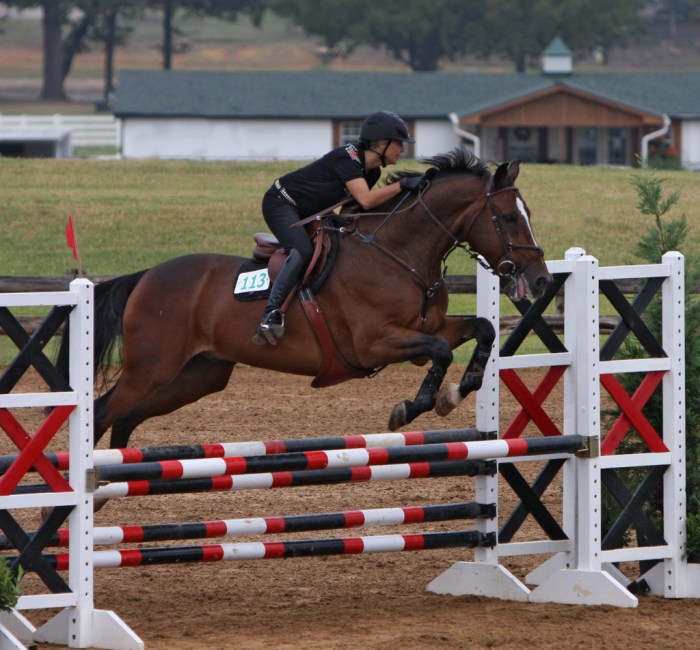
[{"left": 535, "top": 275, "right": 552, "bottom": 295}]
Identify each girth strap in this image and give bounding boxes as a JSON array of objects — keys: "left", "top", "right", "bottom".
[{"left": 298, "top": 288, "right": 373, "bottom": 388}]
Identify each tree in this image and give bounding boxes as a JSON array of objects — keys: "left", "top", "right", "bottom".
[
  {"left": 479, "top": 0, "right": 558, "bottom": 72},
  {"left": 479, "top": 0, "right": 645, "bottom": 71},
  {"left": 4, "top": 0, "right": 68, "bottom": 99},
  {"left": 655, "top": 0, "right": 700, "bottom": 37},
  {"left": 4, "top": 0, "right": 105, "bottom": 100},
  {"left": 145, "top": 0, "right": 265, "bottom": 70},
  {"left": 271, "top": 0, "right": 487, "bottom": 71},
  {"left": 602, "top": 169, "right": 700, "bottom": 558},
  {"left": 556, "top": 0, "right": 646, "bottom": 65},
  {"left": 89, "top": 0, "right": 141, "bottom": 102},
  {"left": 268, "top": 0, "right": 359, "bottom": 62},
  {"left": 360, "top": 0, "right": 487, "bottom": 71}
]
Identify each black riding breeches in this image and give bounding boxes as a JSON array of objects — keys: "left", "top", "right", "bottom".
[{"left": 262, "top": 188, "right": 314, "bottom": 265}]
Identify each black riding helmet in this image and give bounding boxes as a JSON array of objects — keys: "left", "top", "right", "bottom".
[{"left": 360, "top": 111, "right": 416, "bottom": 144}]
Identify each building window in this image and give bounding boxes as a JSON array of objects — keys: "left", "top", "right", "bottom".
[
  {"left": 607, "top": 127, "right": 627, "bottom": 165},
  {"left": 576, "top": 127, "right": 597, "bottom": 165},
  {"left": 506, "top": 127, "right": 538, "bottom": 162},
  {"left": 339, "top": 120, "right": 363, "bottom": 145}
]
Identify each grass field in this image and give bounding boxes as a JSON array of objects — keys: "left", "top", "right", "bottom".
[
  {"left": 0, "top": 158, "right": 697, "bottom": 362},
  {"left": 1, "top": 158, "right": 697, "bottom": 276}
]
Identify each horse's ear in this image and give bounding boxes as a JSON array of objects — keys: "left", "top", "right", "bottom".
[
  {"left": 493, "top": 160, "right": 521, "bottom": 189},
  {"left": 507, "top": 160, "right": 521, "bottom": 182},
  {"left": 493, "top": 162, "right": 509, "bottom": 188}
]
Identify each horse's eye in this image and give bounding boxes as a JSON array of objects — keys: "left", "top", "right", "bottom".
[{"left": 502, "top": 212, "right": 517, "bottom": 223}]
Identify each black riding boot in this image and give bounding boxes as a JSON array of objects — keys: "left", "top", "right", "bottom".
[{"left": 252, "top": 249, "right": 305, "bottom": 346}]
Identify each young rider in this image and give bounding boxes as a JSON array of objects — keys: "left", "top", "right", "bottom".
[{"left": 252, "top": 110, "right": 425, "bottom": 346}]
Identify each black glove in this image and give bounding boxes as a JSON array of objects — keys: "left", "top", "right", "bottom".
[{"left": 399, "top": 174, "right": 426, "bottom": 193}]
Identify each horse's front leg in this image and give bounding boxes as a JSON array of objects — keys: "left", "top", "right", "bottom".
[
  {"left": 387, "top": 335, "right": 453, "bottom": 431},
  {"left": 434, "top": 316, "right": 496, "bottom": 417}
]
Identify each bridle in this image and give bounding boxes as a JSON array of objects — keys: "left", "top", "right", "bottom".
[
  {"left": 459, "top": 185, "right": 544, "bottom": 280},
  {"left": 327, "top": 179, "right": 544, "bottom": 298}
]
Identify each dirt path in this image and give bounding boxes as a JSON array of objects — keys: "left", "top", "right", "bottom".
[{"left": 4, "top": 365, "right": 700, "bottom": 649}]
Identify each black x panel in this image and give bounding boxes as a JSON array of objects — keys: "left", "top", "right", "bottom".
[
  {"left": 601, "top": 466, "right": 667, "bottom": 550},
  {"left": 0, "top": 506, "right": 73, "bottom": 592},
  {"left": 498, "top": 459, "right": 568, "bottom": 542},
  {"left": 0, "top": 305, "right": 73, "bottom": 392},
  {"left": 501, "top": 272, "right": 569, "bottom": 357},
  {"left": 599, "top": 277, "right": 666, "bottom": 361}
]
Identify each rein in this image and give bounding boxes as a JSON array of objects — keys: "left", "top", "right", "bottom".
[
  {"left": 298, "top": 178, "right": 544, "bottom": 300},
  {"left": 340, "top": 183, "right": 542, "bottom": 299},
  {"left": 344, "top": 189, "right": 444, "bottom": 297}
]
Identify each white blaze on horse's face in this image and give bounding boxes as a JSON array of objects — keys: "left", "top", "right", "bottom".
[{"left": 516, "top": 196, "right": 540, "bottom": 248}]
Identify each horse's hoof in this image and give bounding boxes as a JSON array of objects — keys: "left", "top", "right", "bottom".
[
  {"left": 435, "top": 383, "right": 461, "bottom": 417},
  {"left": 388, "top": 400, "right": 410, "bottom": 431}
]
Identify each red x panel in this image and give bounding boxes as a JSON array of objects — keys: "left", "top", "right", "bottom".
[
  {"left": 0, "top": 406, "right": 74, "bottom": 495},
  {"left": 600, "top": 372, "right": 667, "bottom": 455},
  {"left": 500, "top": 366, "right": 566, "bottom": 439}
]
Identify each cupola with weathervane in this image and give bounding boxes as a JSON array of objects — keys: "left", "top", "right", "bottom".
[{"left": 541, "top": 37, "right": 573, "bottom": 75}]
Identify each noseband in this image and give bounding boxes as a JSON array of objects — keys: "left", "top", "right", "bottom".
[{"left": 479, "top": 186, "right": 544, "bottom": 279}]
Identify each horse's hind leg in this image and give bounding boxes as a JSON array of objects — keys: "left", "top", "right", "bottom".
[
  {"left": 99, "top": 355, "right": 235, "bottom": 449},
  {"left": 435, "top": 316, "right": 496, "bottom": 417}
]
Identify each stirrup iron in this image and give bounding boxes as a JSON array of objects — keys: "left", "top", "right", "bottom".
[{"left": 252, "top": 310, "right": 285, "bottom": 346}]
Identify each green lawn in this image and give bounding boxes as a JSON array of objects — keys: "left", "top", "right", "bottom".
[
  {"left": 2, "top": 158, "right": 697, "bottom": 274},
  {"left": 0, "top": 158, "right": 697, "bottom": 363}
]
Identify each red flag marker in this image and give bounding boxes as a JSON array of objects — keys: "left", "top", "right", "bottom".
[
  {"left": 65, "top": 216, "right": 78, "bottom": 260},
  {"left": 65, "top": 216, "right": 83, "bottom": 277}
]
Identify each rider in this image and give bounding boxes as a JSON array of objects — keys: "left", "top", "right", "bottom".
[{"left": 252, "top": 110, "right": 425, "bottom": 346}]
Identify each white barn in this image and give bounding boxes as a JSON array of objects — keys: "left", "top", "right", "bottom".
[{"left": 113, "top": 64, "right": 700, "bottom": 170}]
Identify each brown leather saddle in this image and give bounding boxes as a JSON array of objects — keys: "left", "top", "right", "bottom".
[
  {"left": 252, "top": 220, "right": 331, "bottom": 286},
  {"left": 251, "top": 220, "right": 371, "bottom": 388}
]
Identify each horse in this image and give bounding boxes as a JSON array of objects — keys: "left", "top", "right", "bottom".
[{"left": 57, "top": 149, "right": 552, "bottom": 450}]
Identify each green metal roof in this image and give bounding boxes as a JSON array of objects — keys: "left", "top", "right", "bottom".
[
  {"left": 542, "top": 37, "right": 572, "bottom": 57},
  {"left": 565, "top": 72, "right": 700, "bottom": 118},
  {"left": 113, "top": 69, "right": 700, "bottom": 121}
]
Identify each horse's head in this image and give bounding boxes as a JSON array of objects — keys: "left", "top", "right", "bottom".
[
  {"left": 382, "top": 150, "right": 551, "bottom": 300},
  {"left": 439, "top": 158, "right": 551, "bottom": 300}
]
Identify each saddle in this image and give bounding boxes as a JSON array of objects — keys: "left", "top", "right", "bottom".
[
  {"left": 251, "top": 220, "right": 371, "bottom": 388},
  {"left": 252, "top": 220, "right": 331, "bottom": 286}
]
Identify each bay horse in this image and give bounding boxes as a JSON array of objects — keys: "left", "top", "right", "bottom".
[{"left": 57, "top": 149, "right": 551, "bottom": 449}]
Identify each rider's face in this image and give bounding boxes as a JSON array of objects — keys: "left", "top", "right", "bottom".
[{"left": 386, "top": 140, "right": 405, "bottom": 165}]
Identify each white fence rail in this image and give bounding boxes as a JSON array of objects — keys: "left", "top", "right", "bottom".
[{"left": 0, "top": 114, "right": 121, "bottom": 148}]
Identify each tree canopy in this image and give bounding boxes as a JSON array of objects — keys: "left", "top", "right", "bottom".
[
  {"left": 271, "top": 0, "right": 648, "bottom": 72},
  {"left": 271, "top": 0, "right": 487, "bottom": 71},
  {"left": 7, "top": 0, "right": 698, "bottom": 100}
]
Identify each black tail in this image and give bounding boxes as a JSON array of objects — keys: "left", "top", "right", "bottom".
[{"left": 56, "top": 269, "right": 150, "bottom": 387}]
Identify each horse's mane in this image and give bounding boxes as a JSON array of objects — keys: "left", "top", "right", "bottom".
[{"left": 386, "top": 148, "right": 491, "bottom": 185}]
